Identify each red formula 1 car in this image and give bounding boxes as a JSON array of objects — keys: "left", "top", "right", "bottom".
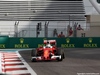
[{"left": 31, "top": 40, "right": 65, "bottom": 62}]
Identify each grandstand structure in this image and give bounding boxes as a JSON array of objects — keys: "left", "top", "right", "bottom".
[
  {"left": 0, "top": 0, "right": 85, "bottom": 21},
  {"left": 0, "top": 0, "right": 100, "bottom": 37}
]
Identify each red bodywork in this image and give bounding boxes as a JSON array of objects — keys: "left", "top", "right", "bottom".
[
  {"left": 36, "top": 46, "right": 57, "bottom": 60},
  {"left": 31, "top": 40, "right": 64, "bottom": 62}
]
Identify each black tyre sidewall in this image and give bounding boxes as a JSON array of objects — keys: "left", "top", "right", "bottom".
[
  {"left": 56, "top": 49, "right": 64, "bottom": 61},
  {"left": 31, "top": 49, "right": 37, "bottom": 57}
]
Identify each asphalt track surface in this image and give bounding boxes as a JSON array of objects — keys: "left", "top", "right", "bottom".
[{"left": 19, "top": 48, "right": 100, "bottom": 75}]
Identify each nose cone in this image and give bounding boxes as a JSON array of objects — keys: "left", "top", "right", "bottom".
[{"left": 44, "top": 50, "right": 49, "bottom": 59}]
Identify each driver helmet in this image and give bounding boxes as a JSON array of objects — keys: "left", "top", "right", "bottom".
[{"left": 46, "top": 41, "right": 51, "bottom": 47}]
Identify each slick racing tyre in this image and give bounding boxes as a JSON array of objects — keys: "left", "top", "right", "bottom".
[
  {"left": 56, "top": 49, "right": 65, "bottom": 61},
  {"left": 31, "top": 49, "right": 37, "bottom": 56},
  {"left": 31, "top": 49, "right": 37, "bottom": 62}
]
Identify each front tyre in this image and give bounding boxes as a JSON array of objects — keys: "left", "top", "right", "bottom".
[
  {"left": 31, "top": 49, "right": 37, "bottom": 62},
  {"left": 31, "top": 49, "right": 37, "bottom": 56},
  {"left": 56, "top": 49, "right": 64, "bottom": 61}
]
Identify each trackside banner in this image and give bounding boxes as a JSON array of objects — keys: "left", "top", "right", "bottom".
[
  {"left": 0, "top": 36, "right": 9, "bottom": 49},
  {"left": 0, "top": 36, "right": 100, "bottom": 48}
]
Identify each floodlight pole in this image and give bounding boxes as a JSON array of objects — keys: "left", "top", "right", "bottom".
[
  {"left": 44, "top": 21, "right": 49, "bottom": 37},
  {"left": 14, "top": 21, "right": 19, "bottom": 37}
]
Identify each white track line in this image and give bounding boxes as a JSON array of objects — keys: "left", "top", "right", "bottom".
[
  {"left": 3, "top": 62, "right": 23, "bottom": 64},
  {"left": 3, "top": 59, "right": 20, "bottom": 61},
  {"left": 1, "top": 51, "right": 37, "bottom": 75},
  {"left": 6, "top": 70, "right": 31, "bottom": 74},
  {"left": 5, "top": 65, "right": 28, "bottom": 68},
  {"left": 17, "top": 51, "right": 37, "bottom": 75}
]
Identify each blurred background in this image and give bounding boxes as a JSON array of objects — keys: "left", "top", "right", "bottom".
[{"left": 0, "top": 0, "right": 100, "bottom": 37}]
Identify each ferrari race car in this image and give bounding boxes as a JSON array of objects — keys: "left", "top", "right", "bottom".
[{"left": 31, "top": 40, "right": 65, "bottom": 62}]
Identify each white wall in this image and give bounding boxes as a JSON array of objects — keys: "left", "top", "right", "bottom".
[{"left": 83, "top": 0, "right": 100, "bottom": 15}]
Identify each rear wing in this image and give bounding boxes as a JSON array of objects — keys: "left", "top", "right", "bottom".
[{"left": 44, "top": 40, "right": 56, "bottom": 45}]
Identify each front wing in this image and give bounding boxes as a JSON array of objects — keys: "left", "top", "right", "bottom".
[{"left": 31, "top": 55, "right": 61, "bottom": 61}]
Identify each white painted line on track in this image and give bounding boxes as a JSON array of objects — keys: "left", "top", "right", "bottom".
[
  {"left": 3, "top": 56, "right": 19, "bottom": 58},
  {"left": 17, "top": 51, "right": 37, "bottom": 75},
  {"left": 5, "top": 62, "right": 22, "bottom": 64},
  {"left": 0, "top": 51, "right": 37, "bottom": 75},
  {"left": 6, "top": 70, "right": 30, "bottom": 74},
  {"left": 3, "top": 59, "right": 21, "bottom": 61},
  {"left": 5, "top": 65, "right": 28, "bottom": 68}
]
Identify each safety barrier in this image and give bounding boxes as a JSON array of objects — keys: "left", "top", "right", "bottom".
[{"left": 0, "top": 36, "right": 100, "bottom": 49}]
